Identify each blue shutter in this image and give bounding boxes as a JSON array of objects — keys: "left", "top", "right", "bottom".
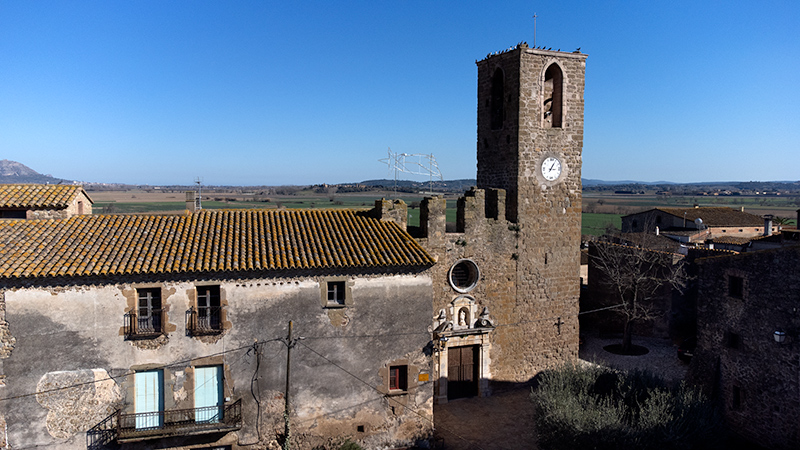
[
  {"left": 135, "top": 370, "right": 163, "bottom": 429},
  {"left": 195, "top": 366, "right": 223, "bottom": 422}
]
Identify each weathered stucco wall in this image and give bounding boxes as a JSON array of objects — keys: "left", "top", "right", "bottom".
[{"left": 1, "top": 270, "right": 433, "bottom": 449}]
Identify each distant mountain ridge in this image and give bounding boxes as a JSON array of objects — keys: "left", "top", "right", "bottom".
[
  {"left": 0, "top": 160, "right": 69, "bottom": 184},
  {"left": 0, "top": 160, "right": 797, "bottom": 189}
]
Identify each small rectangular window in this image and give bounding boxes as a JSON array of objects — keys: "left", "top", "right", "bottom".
[
  {"left": 189, "top": 285, "right": 222, "bottom": 335},
  {"left": 327, "top": 281, "right": 346, "bottom": 305},
  {"left": 732, "top": 386, "right": 743, "bottom": 410},
  {"left": 725, "top": 331, "right": 741, "bottom": 349},
  {"left": 728, "top": 276, "right": 744, "bottom": 299},
  {"left": 389, "top": 365, "right": 408, "bottom": 392},
  {"left": 137, "top": 288, "right": 163, "bottom": 334}
]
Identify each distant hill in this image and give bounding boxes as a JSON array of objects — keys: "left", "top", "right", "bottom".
[
  {"left": 359, "top": 178, "right": 477, "bottom": 192},
  {"left": 582, "top": 179, "right": 676, "bottom": 187},
  {"left": 0, "top": 160, "right": 69, "bottom": 184}
]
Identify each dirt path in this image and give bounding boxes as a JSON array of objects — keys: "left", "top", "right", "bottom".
[{"left": 433, "top": 387, "right": 538, "bottom": 450}]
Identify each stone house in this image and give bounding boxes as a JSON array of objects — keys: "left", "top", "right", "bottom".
[
  {"left": 621, "top": 207, "right": 774, "bottom": 240},
  {"left": 0, "top": 207, "right": 435, "bottom": 450},
  {"left": 0, "top": 184, "right": 93, "bottom": 219},
  {"left": 690, "top": 245, "right": 800, "bottom": 450}
]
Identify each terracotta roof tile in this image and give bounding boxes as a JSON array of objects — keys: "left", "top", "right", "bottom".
[
  {"left": 0, "top": 209, "right": 434, "bottom": 280},
  {"left": 652, "top": 207, "right": 763, "bottom": 227},
  {"left": 0, "top": 184, "right": 92, "bottom": 209}
]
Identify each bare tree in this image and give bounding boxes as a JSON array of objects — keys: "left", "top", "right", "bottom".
[{"left": 591, "top": 239, "right": 688, "bottom": 354}]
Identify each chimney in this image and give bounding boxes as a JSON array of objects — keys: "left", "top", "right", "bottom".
[
  {"left": 185, "top": 191, "right": 198, "bottom": 212},
  {"left": 763, "top": 214, "right": 773, "bottom": 236}
]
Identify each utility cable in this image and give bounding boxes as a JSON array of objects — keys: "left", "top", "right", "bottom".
[
  {"left": 0, "top": 338, "right": 282, "bottom": 404},
  {"left": 0, "top": 302, "right": 622, "bottom": 404},
  {"left": 297, "top": 340, "right": 487, "bottom": 450}
]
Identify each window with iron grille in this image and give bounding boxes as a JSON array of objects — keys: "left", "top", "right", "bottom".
[
  {"left": 137, "top": 288, "right": 163, "bottom": 334},
  {"left": 389, "top": 365, "right": 408, "bottom": 392},
  {"left": 189, "top": 285, "right": 222, "bottom": 334}
]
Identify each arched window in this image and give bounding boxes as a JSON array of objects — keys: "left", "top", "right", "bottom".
[
  {"left": 543, "top": 63, "right": 563, "bottom": 128},
  {"left": 490, "top": 68, "right": 504, "bottom": 130}
]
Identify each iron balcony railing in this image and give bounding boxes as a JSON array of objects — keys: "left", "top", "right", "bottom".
[
  {"left": 87, "top": 399, "right": 242, "bottom": 448},
  {"left": 123, "top": 309, "right": 165, "bottom": 339},
  {"left": 185, "top": 306, "right": 223, "bottom": 335}
]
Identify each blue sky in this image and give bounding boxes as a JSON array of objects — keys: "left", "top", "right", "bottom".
[{"left": 1, "top": 1, "right": 798, "bottom": 186}]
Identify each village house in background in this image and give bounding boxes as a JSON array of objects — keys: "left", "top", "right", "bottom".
[
  {"left": 0, "top": 183, "right": 92, "bottom": 219},
  {"left": 621, "top": 206, "right": 776, "bottom": 243}
]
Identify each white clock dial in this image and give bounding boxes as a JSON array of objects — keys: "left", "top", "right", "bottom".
[{"left": 541, "top": 156, "right": 562, "bottom": 181}]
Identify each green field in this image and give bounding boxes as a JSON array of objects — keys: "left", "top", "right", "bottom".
[
  {"left": 96, "top": 191, "right": 797, "bottom": 237},
  {"left": 581, "top": 213, "right": 622, "bottom": 236}
]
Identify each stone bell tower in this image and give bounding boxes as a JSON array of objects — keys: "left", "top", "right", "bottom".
[{"left": 476, "top": 43, "right": 587, "bottom": 374}]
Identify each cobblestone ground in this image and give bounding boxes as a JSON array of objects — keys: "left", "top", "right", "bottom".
[
  {"left": 433, "top": 387, "right": 538, "bottom": 450},
  {"left": 432, "top": 334, "right": 689, "bottom": 450},
  {"left": 579, "top": 333, "right": 689, "bottom": 384}
]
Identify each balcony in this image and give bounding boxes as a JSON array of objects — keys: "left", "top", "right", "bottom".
[
  {"left": 186, "top": 306, "right": 223, "bottom": 336},
  {"left": 87, "top": 399, "right": 241, "bottom": 449},
  {"left": 123, "top": 309, "right": 165, "bottom": 340}
]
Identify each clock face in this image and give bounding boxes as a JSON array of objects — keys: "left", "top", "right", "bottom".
[{"left": 541, "top": 156, "right": 562, "bottom": 181}]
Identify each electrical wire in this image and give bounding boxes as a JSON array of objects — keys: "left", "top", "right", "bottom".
[
  {"left": 0, "top": 303, "right": 621, "bottom": 405},
  {"left": 0, "top": 338, "right": 281, "bottom": 404},
  {"left": 297, "top": 340, "right": 487, "bottom": 450}
]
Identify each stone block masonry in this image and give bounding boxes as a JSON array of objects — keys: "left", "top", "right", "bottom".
[{"left": 409, "top": 43, "right": 586, "bottom": 398}]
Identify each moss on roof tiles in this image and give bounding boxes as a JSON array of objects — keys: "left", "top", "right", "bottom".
[
  {"left": 654, "top": 207, "right": 764, "bottom": 227},
  {"left": 0, "top": 184, "right": 91, "bottom": 209},
  {"left": 0, "top": 209, "right": 434, "bottom": 280}
]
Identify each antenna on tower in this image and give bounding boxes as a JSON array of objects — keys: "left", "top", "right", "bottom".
[
  {"left": 378, "top": 148, "right": 444, "bottom": 199},
  {"left": 533, "top": 13, "right": 538, "bottom": 48},
  {"left": 194, "top": 177, "right": 203, "bottom": 210}
]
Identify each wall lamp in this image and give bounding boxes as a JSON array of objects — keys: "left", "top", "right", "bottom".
[
  {"left": 774, "top": 331, "right": 787, "bottom": 344},
  {"left": 433, "top": 335, "right": 449, "bottom": 353}
]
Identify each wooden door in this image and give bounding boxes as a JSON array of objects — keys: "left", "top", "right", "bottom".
[{"left": 448, "top": 345, "right": 479, "bottom": 400}]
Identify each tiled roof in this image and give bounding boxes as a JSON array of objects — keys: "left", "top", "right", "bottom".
[
  {"left": 0, "top": 184, "right": 91, "bottom": 209},
  {"left": 654, "top": 207, "right": 763, "bottom": 227},
  {"left": 0, "top": 209, "right": 434, "bottom": 280},
  {"left": 710, "top": 235, "right": 753, "bottom": 245}
]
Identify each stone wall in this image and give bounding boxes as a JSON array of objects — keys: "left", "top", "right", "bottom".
[
  {"left": 470, "top": 45, "right": 585, "bottom": 383},
  {"left": 690, "top": 246, "right": 800, "bottom": 450}
]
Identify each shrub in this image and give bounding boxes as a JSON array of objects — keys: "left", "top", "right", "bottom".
[
  {"left": 338, "top": 439, "right": 364, "bottom": 450},
  {"left": 531, "top": 364, "right": 724, "bottom": 450}
]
